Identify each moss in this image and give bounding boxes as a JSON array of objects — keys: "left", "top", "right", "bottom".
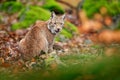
[
  {"left": 55, "top": 21, "right": 77, "bottom": 41},
  {"left": 19, "top": 6, "right": 51, "bottom": 21},
  {"left": 42, "top": 0, "right": 64, "bottom": 14},
  {"left": 60, "top": 29, "right": 73, "bottom": 38},
  {"left": 11, "top": 22, "right": 29, "bottom": 30},
  {"left": 0, "top": 1, "right": 23, "bottom": 14},
  {"left": 60, "top": 21, "right": 78, "bottom": 39},
  {"left": 11, "top": 6, "right": 51, "bottom": 30},
  {"left": 105, "top": 2, "right": 120, "bottom": 16},
  {"left": 55, "top": 29, "right": 72, "bottom": 41},
  {"left": 64, "top": 21, "right": 78, "bottom": 33}
]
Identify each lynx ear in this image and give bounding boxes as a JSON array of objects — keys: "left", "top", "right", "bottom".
[
  {"left": 51, "top": 11, "right": 56, "bottom": 18},
  {"left": 61, "top": 14, "right": 65, "bottom": 20}
]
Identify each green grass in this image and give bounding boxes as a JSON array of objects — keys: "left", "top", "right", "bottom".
[
  {"left": 1, "top": 46, "right": 120, "bottom": 80},
  {"left": 0, "top": 44, "right": 120, "bottom": 80}
]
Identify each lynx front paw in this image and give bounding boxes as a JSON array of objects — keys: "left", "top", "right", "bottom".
[{"left": 48, "top": 48, "right": 53, "bottom": 53}]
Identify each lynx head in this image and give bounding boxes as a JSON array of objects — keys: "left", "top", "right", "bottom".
[{"left": 48, "top": 12, "right": 65, "bottom": 35}]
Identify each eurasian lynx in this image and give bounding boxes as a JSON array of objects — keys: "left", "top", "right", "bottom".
[{"left": 19, "top": 12, "right": 65, "bottom": 60}]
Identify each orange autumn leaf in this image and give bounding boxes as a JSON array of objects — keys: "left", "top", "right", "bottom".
[
  {"left": 1, "top": 62, "right": 11, "bottom": 68},
  {"left": 94, "top": 13, "right": 103, "bottom": 21},
  {"left": 78, "top": 20, "right": 102, "bottom": 34},
  {"left": 90, "top": 30, "right": 120, "bottom": 44},
  {"left": 104, "top": 16, "right": 112, "bottom": 26},
  {"left": 100, "top": 6, "right": 107, "bottom": 15},
  {"left": 78, "top": 10, "right": 88, "bottom": 23}
]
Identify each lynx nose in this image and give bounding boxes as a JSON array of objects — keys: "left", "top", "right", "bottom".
[
  {"left": 55, "top": 28, "right": 60, "bottom": 33},
  {"left": 56, "top": 28, "right": 60, "bottom": 32},
  {"left": 57, "top": 28, "right": 60, "bottom": 31}
]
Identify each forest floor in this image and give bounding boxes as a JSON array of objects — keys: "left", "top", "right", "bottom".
[{"left": 0, "top": 22, "right": 120, "bottom": 80}]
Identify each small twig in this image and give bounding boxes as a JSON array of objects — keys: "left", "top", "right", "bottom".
[
  {"left": 56, "top": 0, "right": 85, "bottom": 24},
  {"left": 56, "top": 0, "right": 76, "bottom": 10},
  {"left": 56, "top": 0, "right": 85, "bottom": 22},
  {"left": 76, "top": 0, "right": 85, "bottom": 23}
]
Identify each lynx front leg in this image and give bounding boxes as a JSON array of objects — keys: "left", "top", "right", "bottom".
[{"left": 48, "top": 44, "right": 54, "bottom": 53}]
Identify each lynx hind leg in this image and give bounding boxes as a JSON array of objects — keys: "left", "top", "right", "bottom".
[
  {"left": 40, "top": 38, "right": 49, "bottom": 54},
  {"left": 19, "top": 38, "right": 26, "bottom": 56},
  {"left": 39, "top": 44, "right": 49, "bottom": 59},
  {"left": 42, "top": 45, "right": 48, "bottom": 54}
]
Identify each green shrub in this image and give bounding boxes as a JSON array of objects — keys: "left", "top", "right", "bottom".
[
  {"left": 83, "top": 0, "right": 120, "bottom": 17},
  {"left": 0, "top": 1, "right": 23, "bottom": 14},
  {"left": 42, "top": 0, "right": 64, "bottom": 14},
  {"left": 55, "top": 21, "right": 78, "bottom": 41},
  {"left": 64, "top": 21, "right": 78, "bottom": 33},
  {"left": 11, "top": 6, "right": 51, "bottom": 30}
]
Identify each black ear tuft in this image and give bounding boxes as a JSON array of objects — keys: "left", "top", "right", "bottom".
[
  {"left": 51, "top": 11, "right": 56, "bottom": 18},
  {"left": 62, "top": 14, "right": 66, "bottom": 20}
]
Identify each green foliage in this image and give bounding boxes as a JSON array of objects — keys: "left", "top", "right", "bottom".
[
  {"left": 1, "top": 53, "right": 120, "bottom": 80},
  {"left": 55, "top": 21, "right": 78, "bottom": 41},
  {"left": 11, "top": 6, "right": 51, "bottom": 30},
  {"left": 64, "top": 21, "right": 78, "bottom": 33},
  {"left": 60, "top": 29, "right": 72, "bottom": 38},
  {"left": 86, "top": 56, "right": 120, "bottom": 80},
  {"left": 42, "top": 0, "right": 64, "bottom": 14},
  {"left": 55, "top": 29, "right": 72, "bottom": 41},
  {"left": 11, "top": 22, "right": 30, "bottom": 30},
  {"left": 83, "top": 0, "right": 120, "bottom": 17},
  {"left": 0, "top": 15, "right": 2, "bottom": 23},
  {"left": 0, "top": 0, "right": 65, "bottom": 30},
  {"left": 0, "top": 1, "right": 23, "bottom": 14},
  {"left": 117, "top": 23, "right": 120, "bottom": 29}
]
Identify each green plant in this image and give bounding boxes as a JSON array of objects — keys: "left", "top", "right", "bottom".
[
  {"left": 83, "top": 0, "right": 120, "bottom": 17},
  {"left": 11, "top": 6, "right": 51, "bottom": 30},
  {"left": 0, "top": 1, "right": 23, "bottom": 14},
  {"left": 55, "top": 21, "right": 78, "bottom": 41},
  {"left": 42, "top": 0, "right": 64, "bottom": 14}
]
